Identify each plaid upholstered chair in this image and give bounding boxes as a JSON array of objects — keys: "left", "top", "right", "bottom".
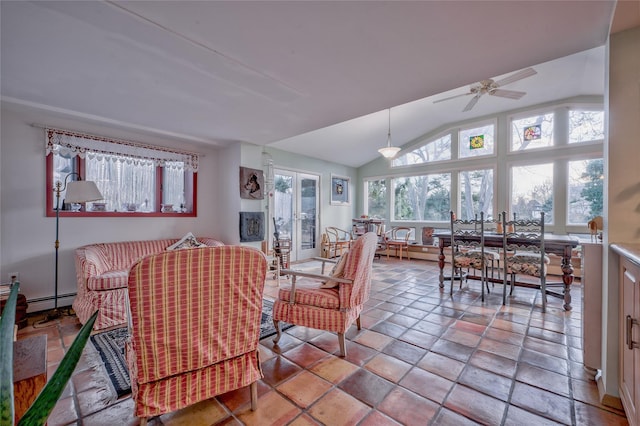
[
  {"left": 125, "top": 246, "right": 267, "bottom": 424},
  {"left": 272, "top": 232, "right": 378, "bottom": 356}
]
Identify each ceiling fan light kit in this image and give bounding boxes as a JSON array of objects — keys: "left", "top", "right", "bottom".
[
  {"left": 378, "top": 108, "right": 401, "bottom": 159},
  {"left": 434, "top": 67, "right": 537, "bottom": 112}
]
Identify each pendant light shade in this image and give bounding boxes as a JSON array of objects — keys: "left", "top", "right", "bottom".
[{"left": 378, "top": 108, "right": 400, "bottom": 159}]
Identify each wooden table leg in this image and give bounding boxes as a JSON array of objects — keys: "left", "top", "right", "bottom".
[
  {"left": 438, "top": 242, "right": 445, "bottom": 289},
  {"left": 561, "top": 246, "right": 574, "bottom": 310}
]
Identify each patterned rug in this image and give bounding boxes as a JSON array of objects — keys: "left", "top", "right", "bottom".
[{"left": 89, "top": 299, "right": 293, "bottom": 398}]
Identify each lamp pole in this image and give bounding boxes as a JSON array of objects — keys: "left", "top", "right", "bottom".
[{"left": 49, "top": 172, "right": 82, "bottom": 320}]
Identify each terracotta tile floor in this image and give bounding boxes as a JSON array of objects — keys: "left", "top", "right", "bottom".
[{"left": 16, "top": 258, "right": 629, "bottom": 425}]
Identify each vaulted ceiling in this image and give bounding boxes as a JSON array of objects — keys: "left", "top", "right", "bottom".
[{"left": 2, "top": 1, "right": 632, "bottom": 167}]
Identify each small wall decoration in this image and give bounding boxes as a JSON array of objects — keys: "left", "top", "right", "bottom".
[
  {"left": 469, "top": 134, "right": 485, "bottom": 150},
  {"left": 239, "top": 166, "right": 265, "bottom": 200},
  {"left": 239, "top": 211, "right": 265, "bottom": 242},
  {"left": 524, "top": 124, "right": 542, "bottom": 141},
  {"left": 330, "top": 174, "right": 350, "bottom": 205}
]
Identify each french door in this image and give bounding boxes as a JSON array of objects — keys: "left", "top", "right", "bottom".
[{"left": 273, "top": 169, "right": 319, "bottom": 261}]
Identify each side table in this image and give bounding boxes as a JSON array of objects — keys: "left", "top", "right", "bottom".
[
  {"left": 14, "top": 335, "right": 48, "bottom": 423},
  {"left": 0, "top": 293, "right": 28, "bottom": 329}
]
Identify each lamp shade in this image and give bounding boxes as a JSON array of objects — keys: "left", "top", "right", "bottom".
[
  {"left": 64, "top": 181, "right": 103, "bottom": 203},
  {"left": 378, "top": 146, "right": 401, "bottom": 158}
]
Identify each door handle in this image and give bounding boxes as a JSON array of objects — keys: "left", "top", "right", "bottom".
[{"left": 626, "top": 315, "right": 639, "bottom": 350}]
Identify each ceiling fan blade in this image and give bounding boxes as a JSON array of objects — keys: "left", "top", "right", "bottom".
[
  {"left": 490, "top": 89, "right": 526, "bottom": 100},
  {"left": 433, "top": 92, "right": 473, "bottom": 103},
  {"left": 462, "top": 95, "right": 480, "bottom": 112},
  {"left": 494, "top": 67, "right": 537, "bottom": 87}
]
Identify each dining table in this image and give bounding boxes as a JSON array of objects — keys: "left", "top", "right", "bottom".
[{"left": 434, "top": 231, "right": 580, "bottom": 310}]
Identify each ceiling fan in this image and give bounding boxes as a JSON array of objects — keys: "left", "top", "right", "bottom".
[{"left": 434, "top": 67, "right": 537, "bottom": 112}]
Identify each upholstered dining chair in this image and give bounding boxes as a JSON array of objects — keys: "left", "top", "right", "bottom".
[
  {"left": 272, "top": 232, "right": 378, "bottom": 356},
  {"left": 126, "top": 246, "right": 267, "bottom": 424},
  {"left": 325, "top": 226, "right": 353, "bottom": 258},
  {"left": 450, "top": 211, "right": 491, "bottom": 301},
  {"left": 385, "top": 226, "right": 413, "bottom": 260},
  {"left": 502, "top": 211, "right": 551, "bottom": 311}
]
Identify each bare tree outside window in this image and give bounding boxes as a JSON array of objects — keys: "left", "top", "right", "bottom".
[
  {"left": 460, "top": 169, "right": 494, "bottom": 220},
  {"left": 393, "top": 173, "right": 451, "bottom": 221}
]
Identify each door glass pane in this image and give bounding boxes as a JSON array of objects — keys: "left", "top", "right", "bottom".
[
  {"left": 274, "top": 174, "right": 293, "bottom": 239},
  {"left": 300, "top": 177, "right": 317, "bottom": 249}
]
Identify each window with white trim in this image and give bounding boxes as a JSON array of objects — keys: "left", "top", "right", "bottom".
[
  {"left": 459, "top": 123, "right": 495, "bottom": 158},
  {"left": 569, "top": 110, "right": 604, "bottom": 144},
  {"left": 392, "top": 133, "right": 451, "bottom": 167},
  {"left": 392, "top": 173, "right": 451, "bottom": 221},
  {"left": 510, "top": 162, "right": 554, "bottom": 222},
  {"left": 567, "top": 158, "right": 603, "bottom": 224},
  {"left": 460, "top": 169, "right": 494, "bottom": 220},
  {"left": 511, "top": 112, "right": 554, "bottom": 151}
]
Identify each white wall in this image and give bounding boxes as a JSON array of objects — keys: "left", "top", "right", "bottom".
[
  {"left": 0, "top": 105, "right": 223, "bottom": 312},
  {"left": 600, "top": 25, "right": 640, "bottom": 403}
]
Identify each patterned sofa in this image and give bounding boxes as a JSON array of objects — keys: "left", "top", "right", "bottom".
[{"left": 73, "top": 236, "right": 224, "bottom": 330}]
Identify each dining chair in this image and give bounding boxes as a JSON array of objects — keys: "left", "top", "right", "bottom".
[
  {"left": 502, "top": 211, "right": 551, "bottom": 311},
  {"left": 450, "top": 211, "right": 490, "bottom": 301},
  {"left": 386, "top": 226, "right": 413, "bottom": 260},
  {"left": 325, "top": 226, "right": 353, "bottom": 258},
  {"left": 272, "top": 232, "right": 378, "bottom": 356}
]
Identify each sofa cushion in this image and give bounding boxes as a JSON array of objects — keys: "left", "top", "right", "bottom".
[
  {"left": 166, "top": 232, "right": 206, "bottom": 250},
  {"left": 87, "top": 269, "right": 129, "bottom": 291}
]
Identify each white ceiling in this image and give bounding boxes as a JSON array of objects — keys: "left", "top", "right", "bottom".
[{"left": 0, "top": 1, "right": 623, "bottom": 167}]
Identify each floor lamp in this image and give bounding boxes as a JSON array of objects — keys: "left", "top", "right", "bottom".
[{"left": 45, "top": 173, "right": 103, "bottom": 322}]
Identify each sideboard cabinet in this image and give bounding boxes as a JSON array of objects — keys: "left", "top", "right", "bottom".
[{"left": 613, "top": 244, "right": 640, "bottom": 426}]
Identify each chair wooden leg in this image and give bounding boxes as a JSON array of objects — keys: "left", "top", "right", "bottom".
[
  {"left": 140, "top": 418, "right": 148, "bottom": 426},
  {"left": 356, "top": 316, "right": 361, "bottom": 330},
  {"left": 338, "top": 333, "right": 346, "bottom": 357},
  {"left": 273, "top": 319, "right": 281, "bottom": 343},
  {"left": 250, "top": 381, "right": 258, "bottom": 411}
]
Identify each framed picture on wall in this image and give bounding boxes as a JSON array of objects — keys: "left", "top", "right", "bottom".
[
  {"left": 239, "top": 166, "right": 265, "bottom": 200},
  {"left": 330, "top": 174, "right": 350, "bottom": 205}
]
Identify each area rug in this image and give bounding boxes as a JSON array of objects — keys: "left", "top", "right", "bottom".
[{"left": 89, "top": 299, "right": 293, "bottom": 399}]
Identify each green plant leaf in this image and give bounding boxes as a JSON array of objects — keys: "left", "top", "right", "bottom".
[
  {"left": 0, "top": 282, "right": 19, "bottom": 425},
  {"left": 17, "top": 310, "right": 98, "bottom": 426}
]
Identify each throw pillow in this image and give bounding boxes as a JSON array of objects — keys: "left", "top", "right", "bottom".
[
  {"left": 166, "top": 232, "right": 207, "bottom": 250},
  {"left": 320, "top": 254, "right": 348, "bottom": 289}
]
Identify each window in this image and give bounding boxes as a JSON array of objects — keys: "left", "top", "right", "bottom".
[
  {"left": 393, "top": 173, "right": 451, "bottom": 221},
  {"left": 459, "top": 169, "right": 494, "bottom": 220},
  {"left": 569, "top": 110, "right": 605, "bottom": 143},
  {"left": 459, "top": 123, "right": 495, "bottom": 158},
  {"left": 365, "top": 179, "right": 387, "bottom": 219},
  {"left": 510, "top": 163, "right": 554, "bottom": 222},
  {"left": 45, "top": 128, "right": 198, "bottom": 216},
  {"left": 568, "top": 158, "right": 603, "bottom": 224},
  {"left": 392, "top": 134, "right": 451, "bottom": 167},
  {"left": 511, "top": 112, "right": 554, "bottom": 151}
]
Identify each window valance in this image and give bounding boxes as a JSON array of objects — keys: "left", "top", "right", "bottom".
[{"left": 45, "top": 128, "right": 199, "bottom": 171}]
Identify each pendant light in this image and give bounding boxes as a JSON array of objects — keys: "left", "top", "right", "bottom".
[{"left": 378, "top": 108, "right": 400, "bottom": 159}]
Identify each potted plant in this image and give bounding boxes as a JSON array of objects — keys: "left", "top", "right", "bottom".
[{"left": 1, "top": 282, "right": 98, "bottom": 426}]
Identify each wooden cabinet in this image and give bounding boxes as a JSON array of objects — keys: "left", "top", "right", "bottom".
[{"left": 616, "top": 245, "right": 640, "bottom": 426}]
